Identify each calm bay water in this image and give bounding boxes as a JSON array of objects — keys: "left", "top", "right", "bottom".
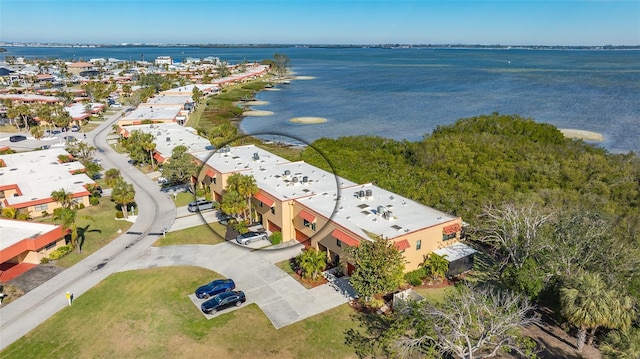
[{"left": 4, "top": 46, "right": 640, "bottom": 153}]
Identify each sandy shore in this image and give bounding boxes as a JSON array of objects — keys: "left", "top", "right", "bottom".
[
  {"left": 243, "top": 110, "right": 274, "bottom": 116},
  {"left": 559, "top": 129, "right": 604, "bottom": 142},
  {"left": 245, "top": 100, "right": 269, "bottom": 106},
  {"left": 289, "top": 117, "right": 327, "bottom": 124}
]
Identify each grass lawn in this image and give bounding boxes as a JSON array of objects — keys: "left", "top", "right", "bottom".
[
  {"left": 154, "top": 224, "right": 226, "bottom": 247},
  {"left": 0, "top": 125, "right": 20, "bottom": 133},
  {"left": 34, "top": 197, "right": 133, "bottom": 267},
  {"left": 412, "top": 285, "right": 454, "bottom": 303},
  {"left": 0, "top": 267, "right": 358, "bottom": 359},
  {"left": 172, "top": 191, "right": 197, "bottom": 207}
]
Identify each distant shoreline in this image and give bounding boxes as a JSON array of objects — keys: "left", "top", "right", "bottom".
[{"left": 559, "top": 129, "right": 604, "bottom": 142}]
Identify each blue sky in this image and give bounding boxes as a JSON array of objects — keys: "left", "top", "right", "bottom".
[{"left": 1, "top": 0, "right": 638, "bottom": 45}]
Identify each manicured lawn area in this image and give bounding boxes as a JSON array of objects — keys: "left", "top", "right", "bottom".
[
  {"left": 34, "top": 197, "right": 133, "bottom": 267},
  {"left": 0, "top": 267, "right": 358, "bottom": 359},
  {"left": 412, "top": 285, "right": 454, "bottom": 303},
  {"left": 173, "top": 191, "right": 198, "bottom": 207},
  {"left": 154, "top": 224, "right": 226, "bottom": 246}
]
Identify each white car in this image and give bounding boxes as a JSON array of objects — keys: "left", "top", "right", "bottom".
[{"left": 236, "top": 231, "right": 268, "bottom": 245}]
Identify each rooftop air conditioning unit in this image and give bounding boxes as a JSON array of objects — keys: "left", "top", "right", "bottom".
[
  {"left": 166, "top": 137, "right": 170, "bottom": 142},
  {"left": 302, "top": 176, "right": 308, "bottom": 183},
  {"left": 284, "top": 169, "right": 291, "bottom": 176},
  {"left": 366, "top": 189, "right": 372, "bottom": 197}
]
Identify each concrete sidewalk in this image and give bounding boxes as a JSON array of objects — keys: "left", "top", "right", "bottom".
[{"left": 118, "top": 242, "right": 356, "bottom": 329}]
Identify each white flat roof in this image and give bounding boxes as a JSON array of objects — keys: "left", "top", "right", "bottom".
[
  {"left": 434, "top": 242, "right": 478, "bottom": 262},
  {"left": 298, "top": 182, "right": 458, "bottom": 241},
  {"left": 0, "top": 148, "right": 94, "bottom": 207},
  {"left": 124, "top": 123, "right": 212, "bottom": 159},
  {"left": 141, "top": 95, "right": 192, "bottom": 106},
  {"left": 161, "top": 84, "right": 219, "bottom": 95},
  {"left": 249, "top": 161, "right": 357, "bottom": 202},
  {"left": 0, "top": 219, "right": 60, "bottom": 251},
  {"left": 120, "top": 105, "right": 182, "bottom": 121},
  {"left": 196, "top": 145, "right": 290, "bottom": 174}
]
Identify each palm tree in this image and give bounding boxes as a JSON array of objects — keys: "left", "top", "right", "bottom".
[
  {"left": 7, "top": 103, "right": 31, "bottom": 131},
  {"left": 141, "top": 137, "right": 156, "bottom": 169},
  {"left": 560, "top": 271, "right": 636, "bottom": 351},
  {"left": 420, "top": 252, "right": 449, "bottom": 282},
  {"left": 53, "top": 207, "right": 79, "bottom": 252},
  {"left": 104, "top": 168, "right": 121, "bottom": 187},
  {"left": 220, "top": 190, "right": 245, "bottom": 220},
  {"left": 111, "top": 178, "right": 135, "bottom": 218},
  {"left": 296, "top": 248, "right": 327, "bottom": 281},
  {"left": 226, "top": 173, "right": 258, "bottom": 221},
  {"left": 51, "top": 188, "right": 74, "bottom": 209},
  {"left": 601, "top": 327, "right": 640, "bottom": 359},
  {"left": 1, "top": 206, "right": 30, "bottom": 220}
]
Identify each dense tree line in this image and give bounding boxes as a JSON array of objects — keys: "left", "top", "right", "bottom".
[{"left": 301, "top": 113, "right": 640, "bottom": 356}]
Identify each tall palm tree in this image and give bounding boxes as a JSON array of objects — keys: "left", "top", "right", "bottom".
[
  {"left": 141, "top": 137, "right": 156, "bottom": 169},
  {"left": 226, "top": 173, "right": 258, "bottom": 221},
  {"left": 420, "top": 252, "right": 449, "bottom": 282},
  {"left": 560, "top": 271, "right": 635, "bottom": 351},
  {"left": 53, "top": 207, "right": 79, "bottom": 252},
  {"left": 50, "top": 188, "right": 74, "bottom": 209},
  {"left": 220, "top": 190, "right": 245, "bottom": 220},
  {"left": 104, "top": 168, "right": 121, "bottom": 187},
  {"left": 296, "top": 248, "right": 327, "bottom": 281},
  {"left": 111, "top": 178, "right": 135, "bottom": 219}
]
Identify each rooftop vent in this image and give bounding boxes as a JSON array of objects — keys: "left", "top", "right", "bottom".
[
  {"left": 284, "top": 169, "right": 291, "bottom": 176},
  {"left": 366, "top": 189, "right": 372, "bottom": 197},
  {"left": 292, "top": 176, "right": 299, "bottom": 183}
]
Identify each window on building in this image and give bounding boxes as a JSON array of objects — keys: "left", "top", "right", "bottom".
[
  {"left": 44, "top": 241, "right": 57, "bottom": 250},
  {"left": 212, "top": 177, "right": 217, "bottom": 184},
  {"left": 416, "top": 240, "right": 422, "bottom": 250},
  {"left": 303, "top": 219, "right": 316, "bottom": 231},
  {"left": 34, "top": 203, "right": 49, "bottom": 211},
  {"left": 336, "top": 239, "right": 342, "bottom": 247},
  {"left": 270, "top": 207, "right": 275, "bottom": 215},
  {"left": 443, "top": 233, "right": 456, "bottom": 241},
  {"left": 259, "top": 201, "right": 263, "bottom": 207}
]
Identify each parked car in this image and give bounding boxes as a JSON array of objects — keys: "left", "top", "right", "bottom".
[
  {"left": 201, "top": 291, "right": 246, "bottom": 314},
  {"left": 187, "top": 199, "right": 215, "bottom": 212},
  {"left": 111, "top": 103, "right": 122, "bottom": 108},
  {"left": 9, "top": 135, "right": 26, "bottom": 142},
  {"left": 70, "top": 125, "right": 80, "bottom": 132},
  {"left": 236, "top": 231, "right": 268, "bottom": 245},
  {"left": 195, "top": 278, "right": 235, "bottom": 299}
]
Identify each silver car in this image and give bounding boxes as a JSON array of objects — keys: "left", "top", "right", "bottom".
[{"left": 236, "top": 231, "right": 268, "bottom": 245}]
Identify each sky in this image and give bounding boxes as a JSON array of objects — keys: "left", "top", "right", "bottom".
[{"left": 1, "top": 0, "right": 638, "bottom": 46}]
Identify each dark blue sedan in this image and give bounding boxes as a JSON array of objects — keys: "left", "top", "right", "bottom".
[
  {"left": 195, "top": 278, "right": 235, "bottom": 299},
  {"left": 201, "top": 291, "right": 246, "bottom": 314}
]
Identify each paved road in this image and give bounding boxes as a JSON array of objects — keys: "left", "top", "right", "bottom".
[{"left": 0, "top": 107, "right": 177, "bottom": 350}]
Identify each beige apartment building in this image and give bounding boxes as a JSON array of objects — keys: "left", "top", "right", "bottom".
[{"left": 194, "top": 145, "right": 474, "bottom": 274}]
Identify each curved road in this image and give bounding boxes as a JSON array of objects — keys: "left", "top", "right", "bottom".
[{"left": 0, "top": 109, "right": 177, "bottom": 350}]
